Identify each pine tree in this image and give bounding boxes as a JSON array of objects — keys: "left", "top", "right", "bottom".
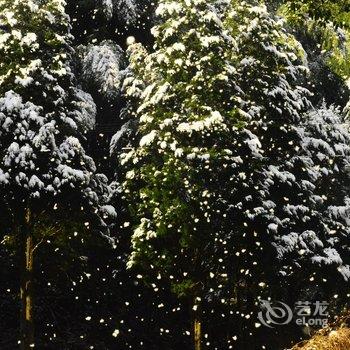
[
  {"left": 116, "top": 0, "right": 262, "bottom": 348},
  {"left": 221, "top": 3, "right": 350, "bottom": 346},
  {"left": 79, "top": 40, "right": 126, "bottom": 101},
  {"left": 116, "top": 1, "right": 350, "bottom": 348},
  {"left": 0, "top": 1, "right": 114, "bottom": 348}
]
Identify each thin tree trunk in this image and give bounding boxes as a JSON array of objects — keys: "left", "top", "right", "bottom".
[
  {"left": 194, "top": 316, "right": 202, "bottom": 350},
  {"left": 20, "top": 208, "right": 34, "bottom": 350},
  {"left": 193, "top": 298, "right": 202, "bottom": 350}
]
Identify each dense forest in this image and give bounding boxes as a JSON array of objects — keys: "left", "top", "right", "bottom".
[{"left": 0, "top": 0, "right": 350, "bottom": 349}]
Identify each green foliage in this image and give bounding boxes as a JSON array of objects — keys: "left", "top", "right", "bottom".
[
  {"left": 171, "top": 279, "right": 196, "bottom": 298},
  {"left": 327, "top": 30, "right": 350, "bottom": 81},
  {"left": 284, "top": 0, "right": 350, "bottom": 29},
  {"left": 120, "top": 0, "right": 247, "bottom": 300},
  {"left": 1, "top": 0, "right": 350, "bottom": 349},
  {"left": 279, "top": 2, "right": 350, "bottom": 88},
  {"left": 0, "top": 0, "right": 71, "bottom": 97}
]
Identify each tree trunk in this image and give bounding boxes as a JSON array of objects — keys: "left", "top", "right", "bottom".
[
  {"left": 193, "top": 298, "right": 202, "bottom": 350},
  {"left": 194, "top": 316, "right": 202, "bottom": 350},
  {"left": 20, "top": 208, "right": 34, "bottom": 350}
]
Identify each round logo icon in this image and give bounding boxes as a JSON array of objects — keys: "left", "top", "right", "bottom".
[{"left": 258, "top": 300, "right": 293, "bottom": 328}]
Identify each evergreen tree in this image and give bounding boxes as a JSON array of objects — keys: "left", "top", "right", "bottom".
[
  {"left": 285, "top": 0, "right": 350, "bottom": 29},
  {"left": 222, "top": 2, "right": 350, "bottom": 346},
  {"left": 0, "top": 0, "right": 349, "bottom": 349},
  {"left": 117, "top": 0, "right": 254, "bottom": 348},
  {"left": 0, "top": 0, "right": 114, "bottom": 348},
  {"left": 116, "top": 1, "right": 350, "bottom": 348},
  {"left": 79, "top": 40, "right": 126, "bottom": 102},
  {"left": 279, "top": 1, "right": 350, "bottom": 107}
]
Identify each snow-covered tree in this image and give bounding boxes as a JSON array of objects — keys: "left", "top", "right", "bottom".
[
  {"left": 0, "top": 1, "right": 114, "bottom": 348},
  {"left": 221, "top": 2, "right": 350, "bottom": 344},
  {"left": 79, "top": 40, "right": 126, "bottom": 101},
  {"left": 101, "top": 0, "right": 139, "bottom": 24},
  {"left": 115, "top": 0, "right": 269, "bottom": 348},
  {"left": 115, "top": 1, "right": 350, "bottom": 348}
]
